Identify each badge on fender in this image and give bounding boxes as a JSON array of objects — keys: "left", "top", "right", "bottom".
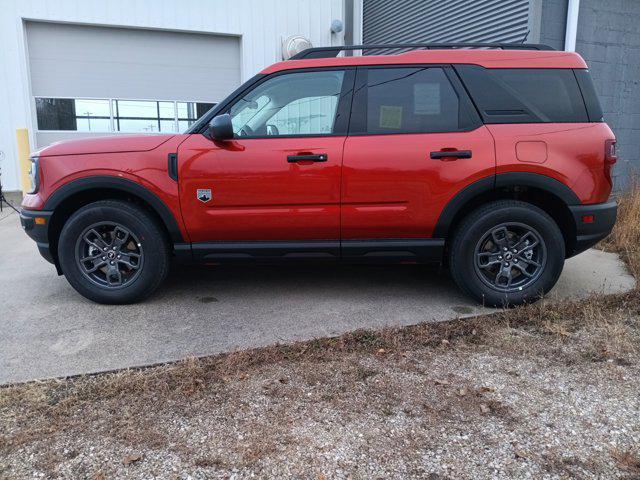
[{"left": 197, "top": 189, "right": 212, "bottom": 203}]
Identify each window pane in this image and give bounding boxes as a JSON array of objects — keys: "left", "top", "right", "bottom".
[
  {"left": 456, "top": 66, "right": 589, "bottom": 123},
  {"left": 177, "top": 102, "right": 214, "bottom": 121},
  {"left": 36, "top": 98, "right": 76, "bottom": 130},
  {"left": 158, "top": 102, "right": 175, "bottom": 118},
  {"left": 115, "top": 100, "right": 160, "bottom": 119},
  {"left": 228, "top": 70, "right": 345, "bottom": 137},
  {"left": 160, "top": 120, "right": 177, "bottom": 133},
  {"left": 268, "top": 96, "right": 339, "bottom": 135},
  {"left": 230, "top": 95, "right": 270, "bottom": 134},
  {"left": 75, "top": 99, "right": 111, "bottom": 117},
  {"left": 490, "top": 69, "right": 588, "bottom": 123},
  {"left": 196, "top": 103, "right": 215, "bottom": 118},
  {"left": 178, "top": 120, "right": 192, "bottom": 131},
  {"left": 363, "top": 68, "right": 460, "bottom": 134},
  {"left": 117, "top": 119, "right": 162, "bottom": 133},
  {"left": 177, "top": 102, "right": 197, "bottom": 120},
  {"left": 75, "top": 117, "right": 111, "bottom": 132},
  {"left": 36, "top": 98, "right": 110, "bottom": 131}
]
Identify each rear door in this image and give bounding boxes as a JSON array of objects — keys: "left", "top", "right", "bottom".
[{"left": 341, "top": 65, "right": 495, "bottom": 247}]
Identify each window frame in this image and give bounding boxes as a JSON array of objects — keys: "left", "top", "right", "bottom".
[
  {"left": 218, "top": 67, "right": 357, "bottom": 140},
  {"left": 348, "top": 64, "right": 482, "bottom": 136}
]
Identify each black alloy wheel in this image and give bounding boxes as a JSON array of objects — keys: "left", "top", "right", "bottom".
[
  {"left": 75, "top": 222, "right": 144, "bottom": 288},
  {"left": 474, "top": 223, "right": 547, "bottom": 293}
]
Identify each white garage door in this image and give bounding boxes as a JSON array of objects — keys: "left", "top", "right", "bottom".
[{"left": 26, "top": 21, "right": 241, "bottom": 146}]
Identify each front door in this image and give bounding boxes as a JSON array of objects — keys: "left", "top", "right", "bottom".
[
  {"left": 341, "top": 65, "right": 495, "bottom": 248},
  {"left": 178, "top": 68, "right": 354, "bottom": 258}
]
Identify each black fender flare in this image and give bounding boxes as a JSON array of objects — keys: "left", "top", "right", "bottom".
[
  {"left": 433, "top": 172, "right": 580, "bottom": 238},
  {"left": 44, "top": 176, "right": 184, "bottom": 243}
]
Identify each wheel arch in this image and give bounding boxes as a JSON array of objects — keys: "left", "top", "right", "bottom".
[
  {"left": 45, "top": 176, "right": 184, "bottom": 264},
  {"left": 435, "top": 173, "right": 580, "bottom": 256}
]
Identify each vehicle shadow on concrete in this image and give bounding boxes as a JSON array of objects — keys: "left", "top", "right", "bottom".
[{"left": 160, "top": 262, "right": 469, "bottom": 308}]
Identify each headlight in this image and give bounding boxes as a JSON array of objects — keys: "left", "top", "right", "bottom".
[{"left": 27, "top": 156, "right": 40, "bottom": 194}]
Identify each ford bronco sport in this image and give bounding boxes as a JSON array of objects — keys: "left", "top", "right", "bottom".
[{"left": 20, "top": 43, "right": 617, "bottom": 306}]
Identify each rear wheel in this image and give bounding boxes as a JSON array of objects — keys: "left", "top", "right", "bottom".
[
  {"left": 58, "top": 200, "right": 170, "bottom": 304},
  {"left": 449, "top": 200, "right": 565, "bottom": 307}
]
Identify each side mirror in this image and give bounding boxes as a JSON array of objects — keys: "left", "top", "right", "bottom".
[{"left": 206, "top": 114, "right": 234, "bottom": 141}]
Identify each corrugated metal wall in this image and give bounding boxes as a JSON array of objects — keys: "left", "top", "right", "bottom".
[{"left": 363, "top": 0, "right": 530, "bottom": 45}]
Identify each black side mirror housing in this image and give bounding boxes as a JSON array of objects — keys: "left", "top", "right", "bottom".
[{"left": 206, "top": 114, "right": 234, "bottom": 141}]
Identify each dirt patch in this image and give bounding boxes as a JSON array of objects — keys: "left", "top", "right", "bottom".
[{"left": 2, "top": 290, "right": 638, "bottom": 479}]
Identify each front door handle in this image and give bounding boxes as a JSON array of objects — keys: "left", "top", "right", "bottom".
[
  {"left": 287, "top": 153, "right": 328, "bottom": 163},
  {"left": 430, "top": 150, "right": 472, "bottom": 161}
]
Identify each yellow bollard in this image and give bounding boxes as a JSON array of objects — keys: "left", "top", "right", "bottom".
[{"left": 16, "top": 128, "right": 31, "bottom": 194}]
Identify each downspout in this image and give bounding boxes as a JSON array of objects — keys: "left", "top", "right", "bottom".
[{"left": 564, "top": 0, "right": 580, "bottom": 52}]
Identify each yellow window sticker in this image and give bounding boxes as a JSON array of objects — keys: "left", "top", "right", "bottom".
[{"left": 379, "top": 105, "right": 402, "bottom": 129}]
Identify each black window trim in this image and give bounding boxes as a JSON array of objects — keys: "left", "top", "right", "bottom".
[
  {"left": 573, "top": 68, "right": 604, "bottom": 123},
  {"left": 194, "top": 66, "right": 357, "bottom": 139},
  {"left": 347, "top": 64, "right": 483, "bottom": 137}
]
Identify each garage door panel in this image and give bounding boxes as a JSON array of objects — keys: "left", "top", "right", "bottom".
[{"left": 26, "top": 22, "right": 240, "bottom": 102}]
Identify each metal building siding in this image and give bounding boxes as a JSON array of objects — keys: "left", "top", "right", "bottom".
[
  {"left": 0, "top": 0, "right": 345, "bottom": 190},
  {"left": 26, "top": 22, "right": 241, "bottom": 102},
  {"left": 363, "top": 0, "right": 530, "bottom": 45}
]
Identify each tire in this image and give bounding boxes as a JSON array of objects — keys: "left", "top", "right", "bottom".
[
  {"left": 58, "top": 200, "right": 170, "bottom": 304},
  {"left": 448, "top": 200, "right": 565, "bottom": 307}
]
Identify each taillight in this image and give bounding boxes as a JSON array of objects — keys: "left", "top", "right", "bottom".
[{"left": 604, "top": 139, "right": 617, "bottom": 184}]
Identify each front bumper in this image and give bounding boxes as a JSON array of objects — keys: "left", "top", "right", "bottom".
[
  {"left": 568, "top": 200, "right": 617, "bottom": 257},
  {"left": 20, "top": 209, "right": 55, "bottom": 264}
]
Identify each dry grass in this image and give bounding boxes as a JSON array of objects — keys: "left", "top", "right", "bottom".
[
  {"left": 602, "top": 178, "right": 640, "bottom": 279},
  {"left": 2, "top": 185, "right": 640, "bottom": 478}
]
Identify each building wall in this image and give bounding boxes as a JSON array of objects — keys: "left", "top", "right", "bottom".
[
  {"left": 540, "top": 0, "right": 640, "bottom": 182},
  {"left": 363, "top": 0, "right": 530, "bottom": 45},
  {"left": 538, "top": 0, "right": 567, "bottom": 50},
  {"left": 0, "top": 0, "right": 345, "bottom": 191}
]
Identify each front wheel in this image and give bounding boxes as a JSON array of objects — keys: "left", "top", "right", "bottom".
[
  {"left": 58, "top": 200, "right": 170, "bottom": 304},
  {"left": 449, "top": 200, "right": 565, "bottom": 307}
]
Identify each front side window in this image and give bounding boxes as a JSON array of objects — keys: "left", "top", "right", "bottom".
[
  {"left": 352, "top": 67, "right": 466, "bottom": 135},
  {"left": 228, "top": 70, "right": 346, "bottom": 137}
]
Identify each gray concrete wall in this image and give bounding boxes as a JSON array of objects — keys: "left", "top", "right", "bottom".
[
  {"left": 539, "top": 0, "right": 567, "bottom": 50},
  {"left": 541, "top": 0, "right": 640, "bottom": 184}
]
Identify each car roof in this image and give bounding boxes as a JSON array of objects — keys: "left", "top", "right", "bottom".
[{"left": 261, "top": 49, "right": 588, "bottom": 74}]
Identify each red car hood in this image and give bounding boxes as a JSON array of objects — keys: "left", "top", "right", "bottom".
[{"left": 34, "top": 134, "right": 176, "bottom": 157}]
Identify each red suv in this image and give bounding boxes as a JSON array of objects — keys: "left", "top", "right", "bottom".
[{"left": 20, "top": 43, "right": 617, "bottom": 306}]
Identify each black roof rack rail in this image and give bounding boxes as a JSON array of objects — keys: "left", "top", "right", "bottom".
[{"left": 290, "top": 43, "right": 556, "bottom": 60}]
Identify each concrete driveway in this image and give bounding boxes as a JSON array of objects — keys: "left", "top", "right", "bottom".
[{"left": 0, "top": 210, "right": 635, "bottom": 384}]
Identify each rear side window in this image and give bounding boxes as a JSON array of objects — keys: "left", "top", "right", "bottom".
[
  {"left": 349, "top": 67, "right": 478, "bottom": 134},
  {"left": 455, "top": 66, "right": 589, "bottom": 124}
]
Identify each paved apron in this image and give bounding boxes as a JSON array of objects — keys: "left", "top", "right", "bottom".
[{"left": 0, "top": 212, "right": 635, "bottom": 384}]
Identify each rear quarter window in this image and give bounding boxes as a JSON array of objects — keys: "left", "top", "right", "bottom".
[{"left": 455, "top": 66, "right": 590, "bottom": 124}]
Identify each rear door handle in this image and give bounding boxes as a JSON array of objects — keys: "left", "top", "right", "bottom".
[
  {"left": 287, "top": 153, "right": 328, "bottom": 163},
  {"left": 430, "top": 150, "right": 472, "bottom": 161}
]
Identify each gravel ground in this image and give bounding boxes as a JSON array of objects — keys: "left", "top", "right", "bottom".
[{"left": 2, "top": 302, "right": 640, "bottom": 479}]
